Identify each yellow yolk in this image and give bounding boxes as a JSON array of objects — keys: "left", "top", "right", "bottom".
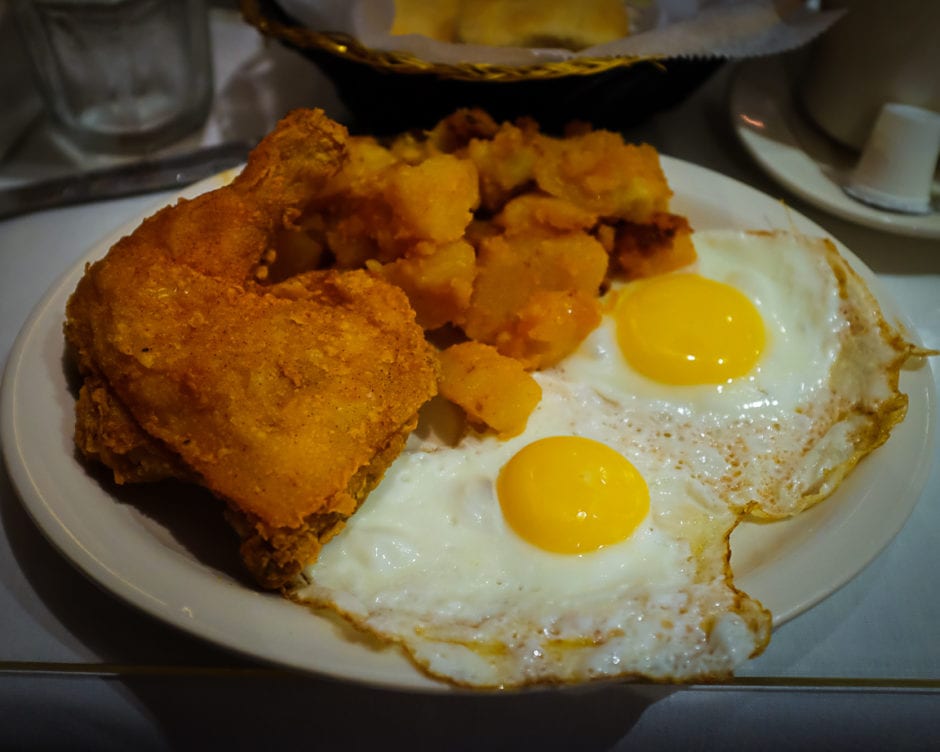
[
  {"left": 497, "top": 436, "right": 649, "bottom": 554},
  {"left": 615, "top": 273, "right": 765, "bottom": 385}
]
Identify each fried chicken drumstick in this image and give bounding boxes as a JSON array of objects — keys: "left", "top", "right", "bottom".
[{"left": 65, "top": 110, "right": 439, "bottom": 589}]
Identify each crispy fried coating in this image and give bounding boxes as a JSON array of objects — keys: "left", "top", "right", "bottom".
[
  {"left": 72, "top": 264, "right": 436, "bottom": 529},
  {"left": 74, "top": 375, "right": 193, "bottom": 485},
  {"left": 65, "top": 109, "right": 439, "bottom": 589}
]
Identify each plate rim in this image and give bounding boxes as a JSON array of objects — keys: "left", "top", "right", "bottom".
[{"left": 1, "top": 157, "right": 934, "bottom": 691}]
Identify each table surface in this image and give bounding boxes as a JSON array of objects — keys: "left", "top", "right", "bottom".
[{"left": 1, "top": 9, "right": 938, "bottom": 751}]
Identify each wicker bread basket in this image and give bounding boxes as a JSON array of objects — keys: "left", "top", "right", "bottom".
[{"left": 241, "top": 0, "right": 721, "bottom": 133}]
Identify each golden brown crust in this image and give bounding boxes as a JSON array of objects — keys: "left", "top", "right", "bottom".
[
  {"left": 73, "top": 377, "right": 193, "bottom": 485},
  {"left": 232, "top": 411, "right": 419, "bottom": 590},
  {"left": 65, "top": 109, "right": 439, "bottom": 588}
]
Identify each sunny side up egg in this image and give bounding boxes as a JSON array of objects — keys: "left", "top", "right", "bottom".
[
  {"left": 560, "top": 229, "right": 912, "bottom": 520},
  {"left": 290, "top": 230, "right": 914, "bottom": 689}
]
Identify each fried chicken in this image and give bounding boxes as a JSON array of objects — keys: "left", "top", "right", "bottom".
[{"left": 65, "top": 109, "right": 439, "bottom": 589}]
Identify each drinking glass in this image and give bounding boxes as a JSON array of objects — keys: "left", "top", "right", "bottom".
[{"left": 13, "top": 0, "right": 214, "bottom": 153}]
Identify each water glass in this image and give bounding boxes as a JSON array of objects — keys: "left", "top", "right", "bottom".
[{"left": 13, "top": 0, "right": 214, "bottom": 154}]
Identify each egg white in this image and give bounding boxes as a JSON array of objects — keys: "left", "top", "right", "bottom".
[
  {"left": 291, "top": 229, "right": 913, "bottom": 688},
  {"left": 295, "top": 375, "right": 768, "bottom": 687}
]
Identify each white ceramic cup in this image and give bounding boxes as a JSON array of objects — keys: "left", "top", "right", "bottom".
[
  {"left": 799, "top": 0, "right": 940, "bottom": 151},
  {"left": 844, "top": 103, "right": 940, "bottom": 214}
]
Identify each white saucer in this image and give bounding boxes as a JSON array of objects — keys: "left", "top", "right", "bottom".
[{"left": 730, "top": 56, "right": 940, "bottom": 240}]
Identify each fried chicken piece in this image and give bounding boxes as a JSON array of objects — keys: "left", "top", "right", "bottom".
[
  {"left": 65, "top": 109, "right": 439, "bottom": 589},
  {"left": 74, "top": 375, "right": 194, "bottom": 485}
]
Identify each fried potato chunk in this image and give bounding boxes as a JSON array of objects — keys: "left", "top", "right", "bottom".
[
  {"left": 460, "top": 118, "right": 542, "bottom": 212},
  {"left": 534, "top": 131, "right": 671, "bottom": 221},
  {"left": 614, "top": 212, "right": 697, "bottom": 280},
  {"left": 384, "top": 154, "right": 480, "bottom": 242},
  {"left": 463, "top": 224, "right": 606, "bottom": 369},
  {"left": 496, "top": 193, "right": 598, "bottom": 235},
  {"left": 438, "top": 341, "right": 542, "bottom": 438},
  {"left": 313, "top": 143, "right": 481, "bottom": 268},
  {"left": 426, "top": 108, "right": 502, "bottom": 154},
  {"left": 368, "top": 238, "right": 477, "bottom": 330}
]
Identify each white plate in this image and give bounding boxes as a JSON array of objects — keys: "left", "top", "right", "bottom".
[
  {"left": 1, "top": 159, "right": 935, "bottom": 691},
  {"left": 730, "top": 56, "right": 940, "bottom": 240}
]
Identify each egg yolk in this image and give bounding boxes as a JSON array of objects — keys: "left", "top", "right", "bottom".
[
  {"left": 497, "top": 436, "right": 649, "bottom": 554},
  {"left": 615, "top": 273, "right": 765, "bottom": 385}
]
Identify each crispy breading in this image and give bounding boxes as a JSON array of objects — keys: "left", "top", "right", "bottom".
[
  {"left": 73, "top": 375, "right": 194, "bottom": 485},
  {"left": 65, "top": 109, "right": 439, "bottom": 588}
]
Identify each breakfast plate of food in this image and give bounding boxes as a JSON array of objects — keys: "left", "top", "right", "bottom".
[{"left": 2, "top": 109, "right": 934, "bottom": 691}]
